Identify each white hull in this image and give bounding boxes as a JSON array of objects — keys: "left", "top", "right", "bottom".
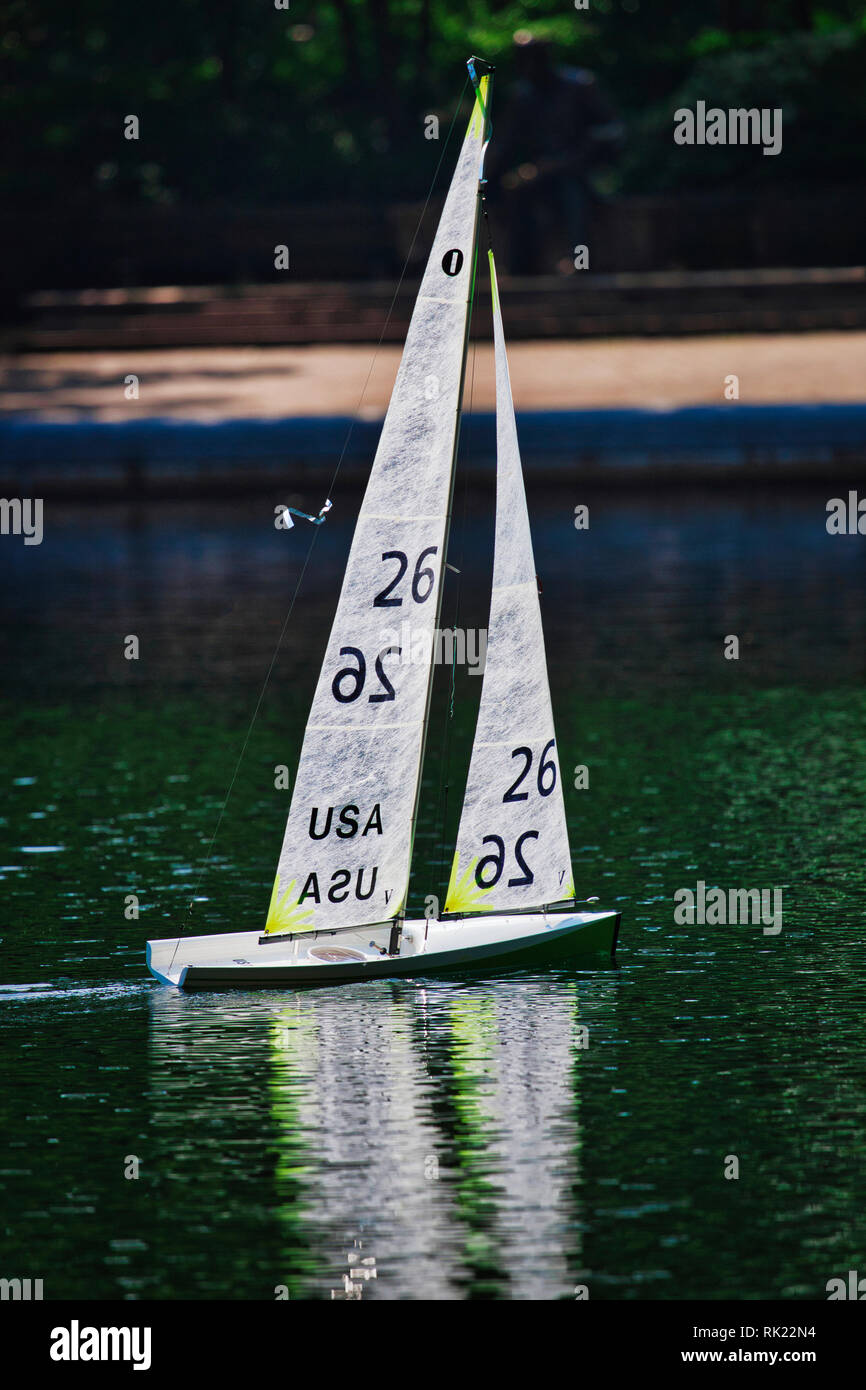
[{"left": 146, "top": 909, "right": 620, "bottom": 990}]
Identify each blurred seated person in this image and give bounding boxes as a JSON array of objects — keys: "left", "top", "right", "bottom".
[{"left": 485, "top": 32, "right": 624, "bottom": 275}]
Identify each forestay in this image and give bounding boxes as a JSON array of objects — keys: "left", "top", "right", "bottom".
[
  {"left": 444, "top": 251, "right": 575, "bottom": 914},
  {"left": 265, "top": 79, "right": 490, "bottom": 935}
]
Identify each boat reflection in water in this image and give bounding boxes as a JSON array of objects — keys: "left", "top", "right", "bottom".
[{"left": 148, "top": 973, "right": 617, "bottom": 1299}]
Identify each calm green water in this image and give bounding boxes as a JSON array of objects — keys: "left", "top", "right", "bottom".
[{"left": 1, "top": 484, "right": 865, "bottom": 1299}]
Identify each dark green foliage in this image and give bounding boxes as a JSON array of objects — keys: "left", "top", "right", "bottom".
[{"left": 1, "top": 1, "right": 864, "bottom": 207}]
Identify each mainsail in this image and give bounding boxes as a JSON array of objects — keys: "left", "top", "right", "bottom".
[
  {"left": 444, "top": 251, "right": 574, "bottom": 914},
  {"left": 266, "top": 76, "right": 491, "bottom": 935}
]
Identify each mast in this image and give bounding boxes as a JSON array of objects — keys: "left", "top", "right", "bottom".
[{"left": 404, "top": 59, "right": 494, "bottom": 932}]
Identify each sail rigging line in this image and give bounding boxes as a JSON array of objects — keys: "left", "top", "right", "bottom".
[
  {"left": 322, "top": 77, "right": 471, "bottom": 500},
  {"left": 178, "top": 523, "right": 322, "bottom": 957},
  {"left": 177, "top": 80, "right": 472, "bottom": 948}
]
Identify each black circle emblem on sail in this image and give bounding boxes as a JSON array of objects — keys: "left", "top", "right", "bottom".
[{"left": 441, "top": 248, "right": 464, "bottom": 277}]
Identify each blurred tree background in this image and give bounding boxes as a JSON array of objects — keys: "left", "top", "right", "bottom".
[{"left": 2, "top": 0, "right": 865, "bottom": 211}]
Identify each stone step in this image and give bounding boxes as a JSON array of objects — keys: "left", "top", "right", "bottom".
[{"left": 4, "top": 267, "right": 865, "bottom": 350}]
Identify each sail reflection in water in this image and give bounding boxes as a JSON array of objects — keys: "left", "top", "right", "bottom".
[{"left": 148, "top": 977, "right": 616, "bottom": 1299}]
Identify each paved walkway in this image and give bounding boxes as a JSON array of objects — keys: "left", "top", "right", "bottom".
[{"left": 2, "top": 331, "right": 865, "bottom": 422}]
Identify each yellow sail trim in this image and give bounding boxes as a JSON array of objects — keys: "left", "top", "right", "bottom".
[
  {"left": 265, "top": 876, "right": 404, "bottom": 934},
  {"left": 264, "top": 876, "right": 316, "bottom": 935},
  {"left": 469, "top": 75, "right": 490, "bottom": 138},
  {"left": 450, "top": 997, "right": 497, "bottom": 1071},
  {"left": 443, "top": 851, "right": 497, "bottom": 915}
]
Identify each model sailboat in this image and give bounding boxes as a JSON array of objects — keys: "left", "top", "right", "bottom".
[{"left": 147, "top": 61, "right": 620, "bottom": 990}]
